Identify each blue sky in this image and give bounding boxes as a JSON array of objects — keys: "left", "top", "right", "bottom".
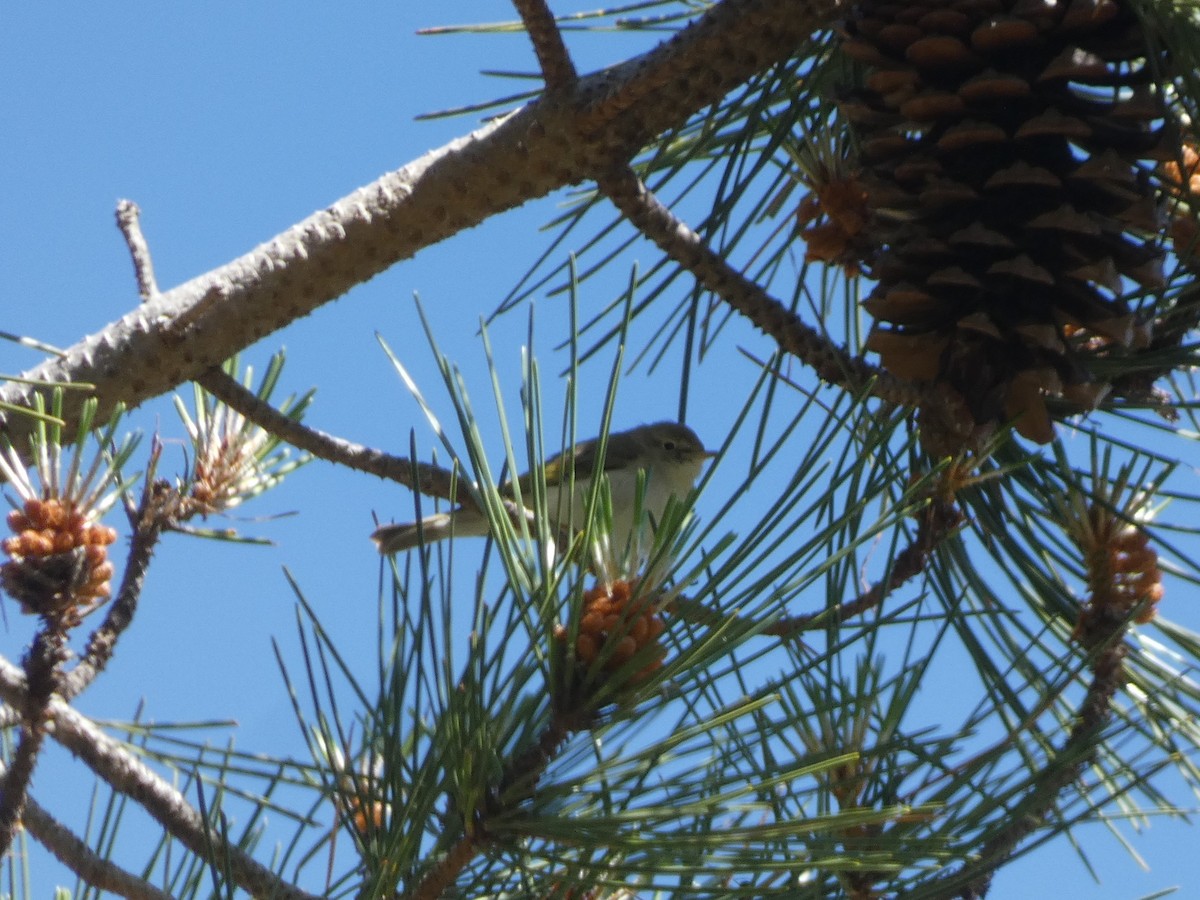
[{"left": 2, "top": 3, "right": 1198, "bottom": 896}]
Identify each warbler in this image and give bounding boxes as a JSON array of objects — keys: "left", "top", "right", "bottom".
[{"left": 371, "top": 421, "right": 714, "bottom": 555}]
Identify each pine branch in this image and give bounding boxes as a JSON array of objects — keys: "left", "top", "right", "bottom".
[
  {"left": 920, "top": 519, "right": 1144, "bottom": 899},
  {"left": 14, "top": 784, "right": 174, "bottom": 900},
  {"left": 194, "top": 368, "right": 463, "bottom": 499},
  {"left": 408, "top": 836, "right": 479, "bottom": 900},
  {"left": 0, "top": 656, "right": 321, "bottom": 900},
  {"left": 0, "top": 0, "right": 838, "bottom": 463},
  {"left": 511, "top": 0, "right": 577, "bottom": 89},
  {"left": 403, "top": 678, "right": 599, "bottom": 898},
  {"left": 668, "top": 496, "right": 962, "bottom": 646},
  {"left": 916, "top": 642, "right": 1130, "bottom": 900},
  {"left": 596, "top": 164, "right": 921, "bottom": 404}
]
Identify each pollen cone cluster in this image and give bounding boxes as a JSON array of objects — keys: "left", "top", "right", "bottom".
[
  {"left": 840, "top": 0, "right": 1174, "bottom": 448},
  {"left": 1077, "top": 513, "right": 1162, "bottom": 641},
  {"left": 2, "top": 498, "right": 118, "bottom": 620},
  {"left": 1162, "top": 141, "right": 1200, "bottom": 258},
  {"left": 558, "top": 579, "right": 667, "bottom": 686},
  {"left": 797, "top": 173, "right": 874, "bottom": 274}
]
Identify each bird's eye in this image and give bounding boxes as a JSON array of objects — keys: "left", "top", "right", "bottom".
[{"left": 663, "top": 440, "right": 677, "bottom": 451}]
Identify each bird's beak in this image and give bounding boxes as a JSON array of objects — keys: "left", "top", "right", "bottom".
[{"left": 703, "top": 450, "right": 719, "bottom": 461}]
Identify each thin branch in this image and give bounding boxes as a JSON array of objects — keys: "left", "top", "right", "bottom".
[
  {"left": 0, "top": 627, "right": 66, "bottom": 855},
  {"left": 0, "top": 659, "right": 321, "bottom": 900},
  {"left": 408, "top": 835, "right": 480, "bottom": 900},
  {"left": 767, "top": 498, "right": 962, "bottom": 636},
  {"left": 916, "top": 594, "right": 1136, "bottom": 899},
  {"left": 596, "top": 165, "right": 922, "bottom": 406},
  {"left": 668, "top": 498, "right": 963, "bottom": 641},
  {"left": 198, "top": 367, "right": 573, "bottom": 551},
  {"left": 403, "top": 684, "right": 597, "bottom": 899},
  {"left": 944, "top": 647, "right": 1129, "bottom": 900},
  {"left": 17, "top": 785, "right": 174, "bottom": 900},
  {"left": 59, "top": 478, "right": 174, "bottom": 701},
  {"left": 936, "top": 504, "right": 1154, "bottom": 897},
  {"left": 115, "top": 200, "right": 159, "bottom": 302},
  {"left": 0, "top": 0, "right": 839, "bottom": 460},
  {"left": 493, "top": 703, "right": 594, "bottom": 810},
  {"left": 195, "top": 367, "right": 465, "bottom": 501},
  {"left": 512, "top": 0, "right": 577, "bottom": 89},
  {"left": 49, "top": 203, "right": 168, "bottom": 701}
]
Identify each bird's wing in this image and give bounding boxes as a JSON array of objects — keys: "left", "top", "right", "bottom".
[
  {"left": 510, "top": 435, "right": 625, "bottom": 495},
  {"left": 562, "top": 435, "right": 634, "bottom": 479}
]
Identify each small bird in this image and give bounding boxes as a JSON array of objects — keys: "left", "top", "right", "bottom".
[{"left": 371, "top": 421, "right": 714, "bottom": 555}]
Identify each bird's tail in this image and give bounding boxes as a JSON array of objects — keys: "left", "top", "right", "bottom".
[{"left": 370, "top": 513, "right": 458, "bottom": 555}]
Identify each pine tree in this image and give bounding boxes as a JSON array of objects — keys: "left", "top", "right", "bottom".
[{"left": 1, "top": 2, "right": 1199, "bottom": 896}]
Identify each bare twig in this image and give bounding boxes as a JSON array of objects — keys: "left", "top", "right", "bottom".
[
  {"left": 115, "top": 200, "right": 159, "bottom": 302},
  {"left": 512, "top": 0, "right": 577, "bottom": 89},
  {"left": 195, "top": 367, "right": 565, "bottom": 549},
  {"left": 596, "top": 165, "right": 922, "bottom": 406}
]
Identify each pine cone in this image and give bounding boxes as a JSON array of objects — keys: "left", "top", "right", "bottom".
[{"left": 841, "top": 0, "right": 1173, "bottom": 446}]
